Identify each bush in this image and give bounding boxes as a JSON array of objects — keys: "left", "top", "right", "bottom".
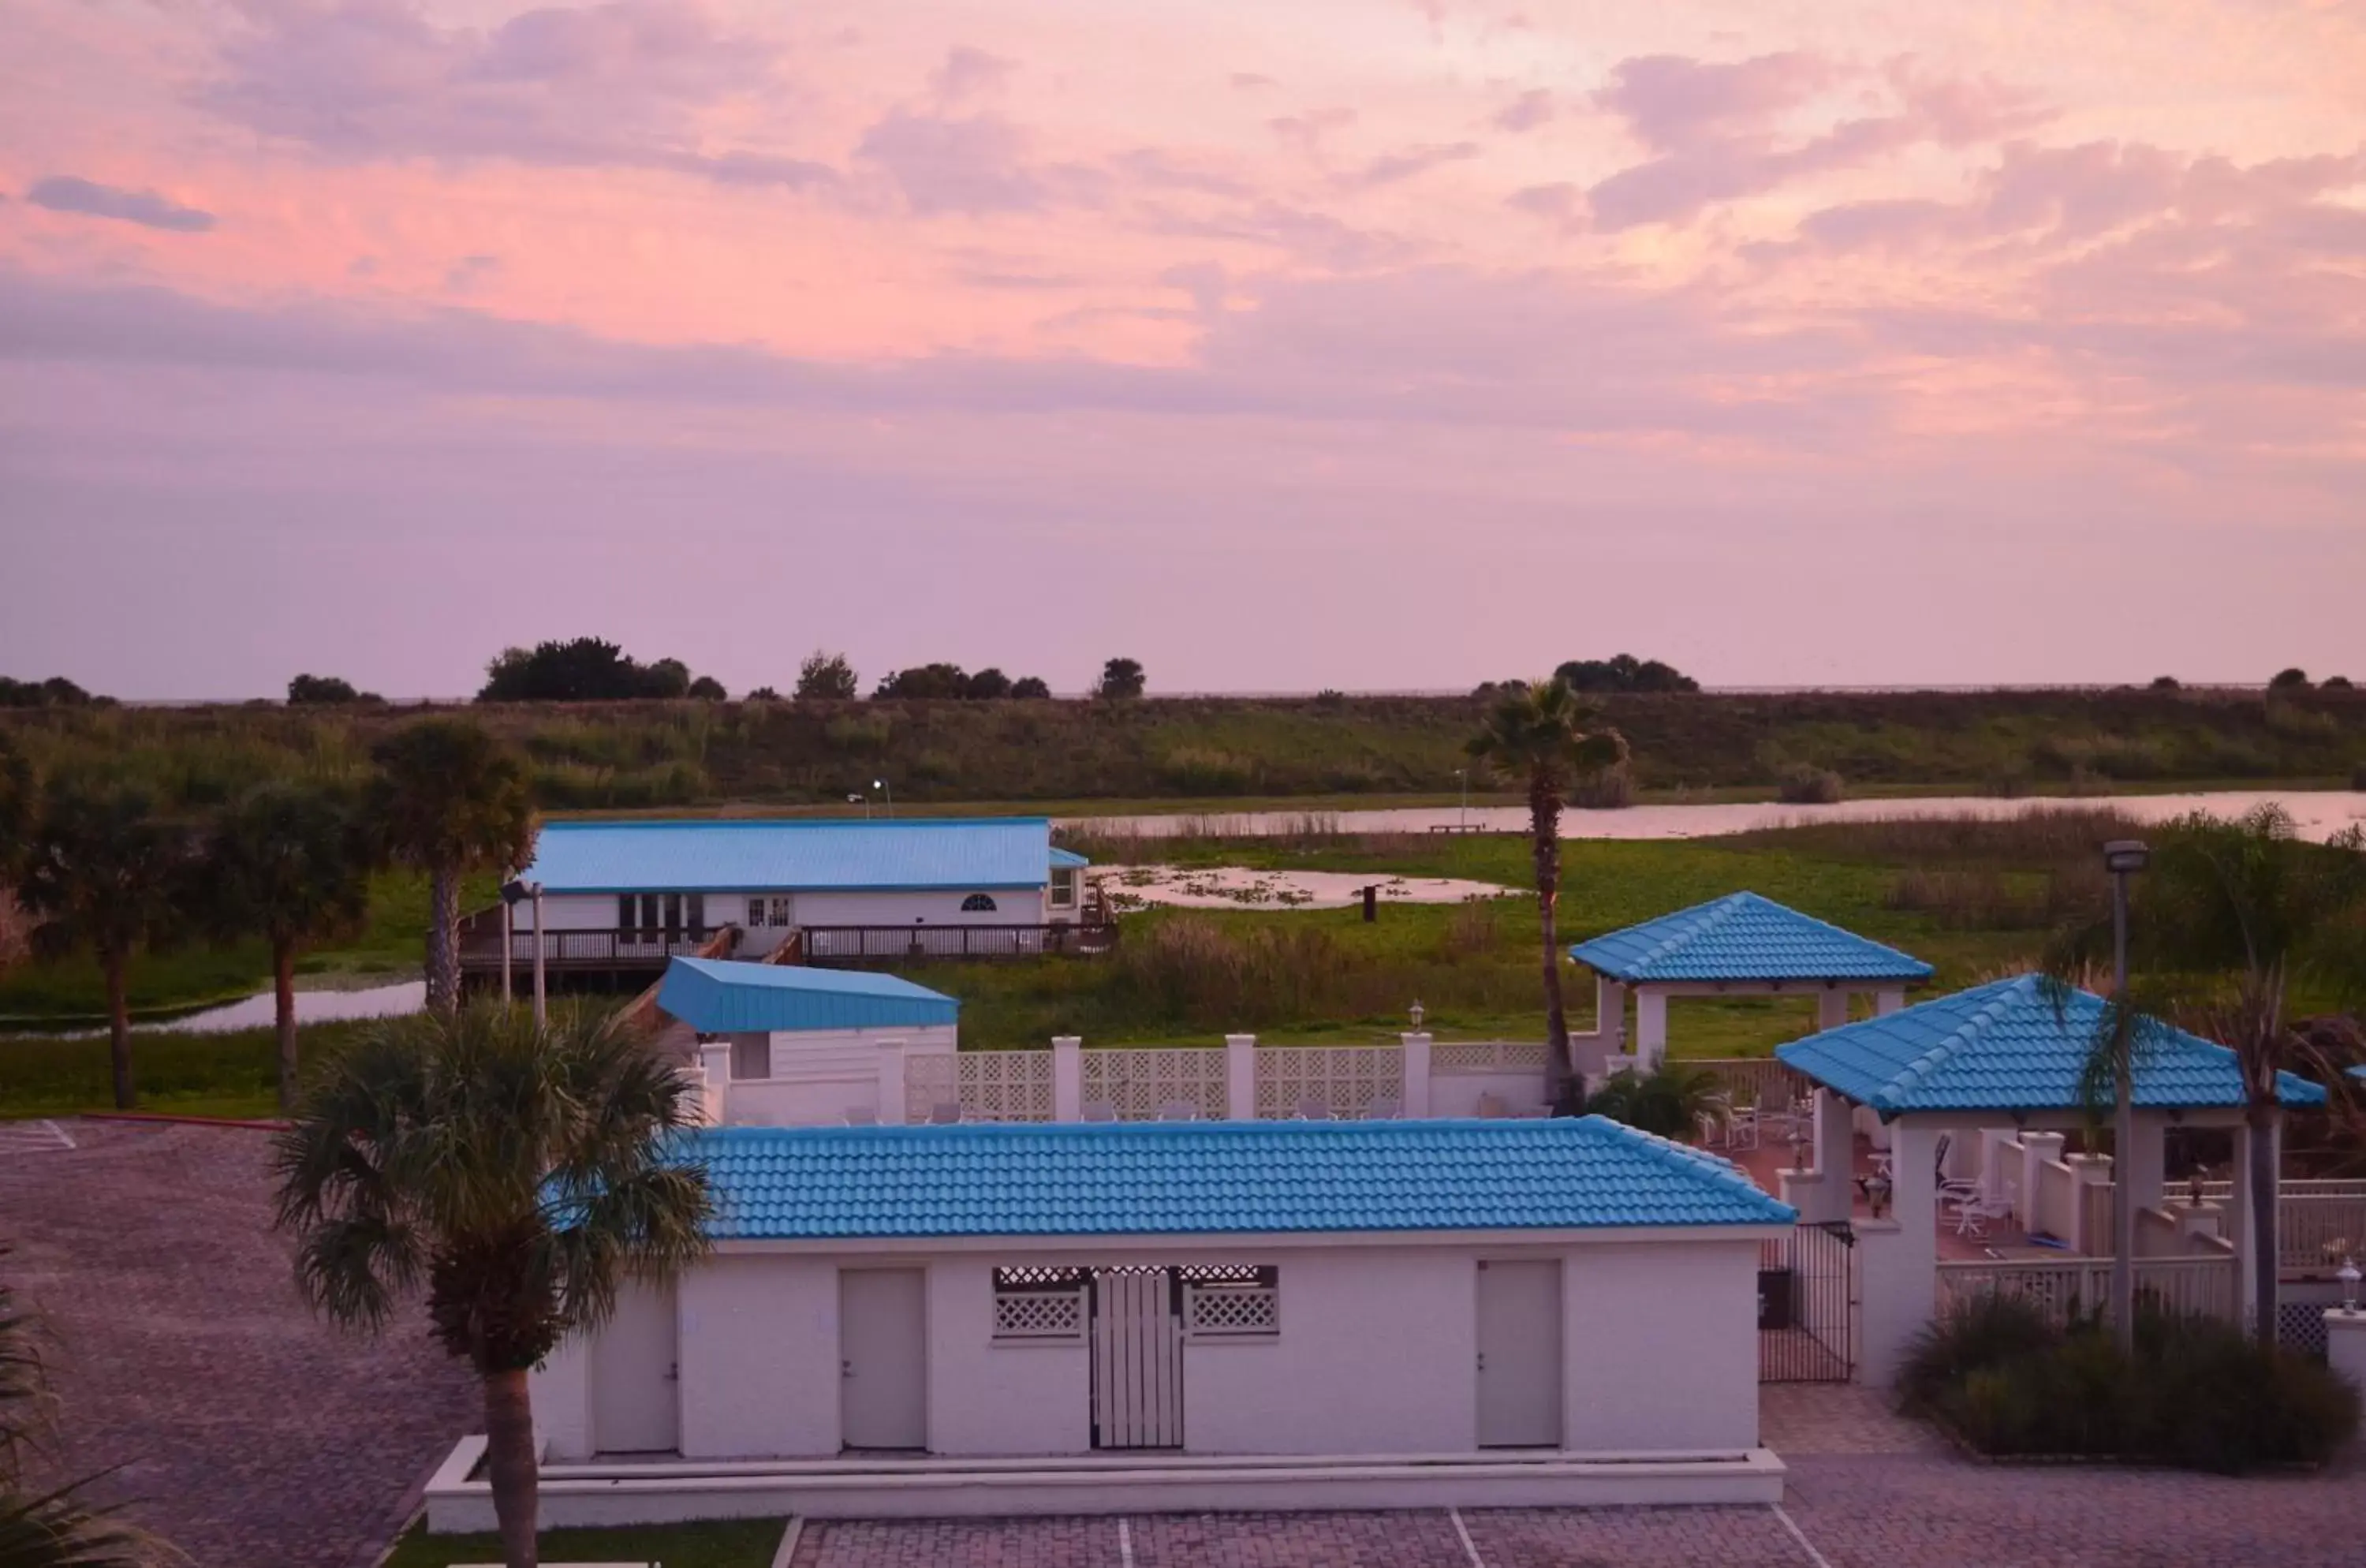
[
  {"left": 1580, "top": 1062, "right": 1719, "bottom": 1139},
  {"left": 1901, "top": 1300, "right": 2360, "bottom": 1472},
  {"left": 1775, "top": 763, "right": 1845, "bottom": 804},
  {"left": 1569, "top": 761, "right": 1636, "bottom": 809},
  {"left": 2269, "top": 666, "right": 2311, "bottom": 691}
]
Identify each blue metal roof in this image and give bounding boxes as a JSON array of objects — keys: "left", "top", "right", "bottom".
[
  {"left": 518, "top": 817, "right": 1065, "bottom": 894},
  {"left": 1049, "top": 847, "right": 1089, "bottom": 868},
  {"left": 1569, "top": 892, "right": 1933, "bottom": 984},
  {"left": 1775, "top": 974, "right": 2329, "bottom": 1118},
  {"left": 679, "top": 1117, "right": 1795, "bottom": 1240},
  {"left": 657, "top": 957, "right": 957, "bottom": 1033}
]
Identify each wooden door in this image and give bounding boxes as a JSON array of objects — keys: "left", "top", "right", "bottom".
[
  {"left": 590, "top": 1279, "right": 679, "bottom": 1454},
  {"left": 1091, "top": 1267, "right": 1184, "bottom": 1449},
  {"left": 1476, "top": 1260, "right": 1563, "bottom": 1447},
  {"left": 840, "top": 1268, "right": 927, "bottom": 1450}
]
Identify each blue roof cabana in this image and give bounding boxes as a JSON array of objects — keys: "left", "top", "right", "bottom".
[
  {"left": 1566, "top": 892, "right": 1933, "bottom": 1073},
  {"left": 658, "top": 957, "right": 958, "bottom": 1034}
]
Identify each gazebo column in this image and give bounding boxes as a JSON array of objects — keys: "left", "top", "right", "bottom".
[
  {"left": 1856, "top": 1117, "right": 1940, "bottom": 1387},
  {"left": 1874, "top": 987, "right": 1906, "bottom": 1016},
  {"left": 1635, "top": 988, "right": 1668, "bottom": 1071},
  {"left": 1781, "top": 1089, "right": 1857, "bottom": 1225},
  {"left": 1816, "top": 988, "right": 1850, "bottom": 1032},
  {"left": 2120, "top": 1111, "right": 2168, "bottom": 1248}
]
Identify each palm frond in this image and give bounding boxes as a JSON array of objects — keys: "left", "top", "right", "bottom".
[{"left": 0, "top": 1475, "right": 184, "bottom": 1567}]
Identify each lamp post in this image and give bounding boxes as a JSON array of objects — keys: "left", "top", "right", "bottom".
[
  {"left": 848, "top": 791, "right": 869, "bottom": 819},
  {"left": 1454, "top": 768, "right": 1468, "bottom": 834},
  {"left": 2103, "top": 838, "right": 2149, "bottom": 1350},
  {"left": 1409, "top": 999, "right": 1425, "bottom": 1032},
  {"left": 875, "top": 778, "right": 894, "bottom": 819},
  {"left": 507, "top": 879, "right": 550, "bottom": 1028}
]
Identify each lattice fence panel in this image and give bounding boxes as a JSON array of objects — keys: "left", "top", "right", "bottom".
[
  {"left": 1186, "top": 1285, "right": 1279, "bottom": 1338},
  {"left": 995, "top": 1290, "right": 1085, "bottom": 1340},
  {"left": 904, "top": 1052, "right": 958, "bottom": 1123},
  {"left": 1254, "top": 1044, "right": 1403, "bottom": 1119},
  {"left": 1081, "top": 1046, "right": 1230, "bottom": 1119},
  {"left": 1431, "top": 1040, "right": 1547, "bottom": 1075},
  {"left": 959, "top": 1050, "right": 1054, "bottom": 1122}
]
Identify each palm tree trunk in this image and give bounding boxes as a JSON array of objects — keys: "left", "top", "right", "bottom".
[
  {"left": 273, "top": 941, "right": 299, "bottom": 1114},
  {"left": 481, "top": 1366, "right": 540, "bottom": 1568},
  {"left": 2247, "top": 1102, "right": 2278, "bottom": 1347},
  {"left": 425, "top": 864, "right": 461, "bottom": 1016},
  {"left": 1532, "top": 773, "right": 1570, "bottom": 1109},
  {"left": 103, "top": 950, "right": 135, "bottom": 1111}
]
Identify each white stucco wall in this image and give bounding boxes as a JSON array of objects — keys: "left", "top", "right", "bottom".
[
  {"left": 676, "top": 1256, "right": 842, "bottom": 1459},
  {"left": 1428, "top": 1071, "right": 1551, "bottom": 1118},
  {"left": 713, "top": 1025, "right": 957, "bottom": 1126},
  {"left": 550, "top": 1233, "right": 1770, "bottom": 1463},
  {"left": 518, "top": 887, "right": 1049, "bottom": 934},
  {"left": 530, "top": 1332, "right": 593, "bottom": 1461},
  {"left": 1562, "top": 1241, "right": 1760, "bottom": 1454}
]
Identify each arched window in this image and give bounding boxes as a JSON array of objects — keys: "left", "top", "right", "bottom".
[{"left": 961, "top": 893, "right": 998, "bottom": 913}]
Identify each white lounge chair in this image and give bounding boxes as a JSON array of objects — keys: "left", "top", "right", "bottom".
[{"left": 1157, "top": 1100, "right": 1200, "bottom": 1122}]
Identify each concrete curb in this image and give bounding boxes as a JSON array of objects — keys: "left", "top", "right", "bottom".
[{"left": 82, "top": 1111, "right": 289, "bottom": 1132}]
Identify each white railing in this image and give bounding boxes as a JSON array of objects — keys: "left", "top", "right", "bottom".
[
  {"left": 958, "top": 1050, "right": 1054, "bottom": 1122},
  {"left": 1254, "top": 1044, "right": 1403, "bottom": 1119},
  {"left": 1936, "top": 1255, "right": 2240, "bottom": 1327},
  {"left": 1431, "top": 1040, "right": 1547, "bottom": 1076},
  {"left": 2031, "top": 1159, "right": 2081, "bottom": 1245},
  {"left": 1687, "top": 1057, "right": 1815, "bottom": 1108},
  {"left": 1082, "top": 1046, "right": 1231, "bottom": 1120},
  {"left": 904, "top": 1052, "right": 958, "bottom": 1123},
  {"left": 2189, "top": 1182, "right": 2366, "bottom": 1271}
]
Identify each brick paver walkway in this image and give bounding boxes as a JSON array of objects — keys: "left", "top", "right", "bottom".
[{"left": 0, "top": 1118, "right": 474, "bottom": 1568}]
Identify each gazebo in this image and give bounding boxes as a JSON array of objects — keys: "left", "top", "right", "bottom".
[
  {"left": 1566, "top": 892, "right": 1934, "bottom": 1075},
  {"left": 1777, "top": 974, "right": 2329, "bottom": 1383}
]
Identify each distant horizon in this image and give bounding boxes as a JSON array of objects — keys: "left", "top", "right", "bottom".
[{"left": 6, "top": 2, "right": 2363, "bottom": 696}]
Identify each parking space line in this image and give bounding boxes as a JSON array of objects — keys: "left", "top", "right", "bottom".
[
  {"left": 1448, "top": 1506, "right": 1486, "bottom": 1568},
  {"left": 1118, "top": 1515, "right": 1135, "bottom": 1568},
  {"left": 1772, "top": 1504, "right": 1834, "bottom": 1568}
]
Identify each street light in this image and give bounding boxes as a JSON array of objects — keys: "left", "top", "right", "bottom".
[
  {"left": 848, "top": 791, "right": 870, "bottom": 819},
  {"left": 1409, "top": 999, "right": 1425, "bottom": 1032},
  {"left": 1454, "top": 768, "right": 1468, "bottom": 834},
  {"left": 875, "top": 778, "right": 894, "bottom": 818},
  {"left": 2103, "top": 838, "right": 2149, "bottom": 1350}
]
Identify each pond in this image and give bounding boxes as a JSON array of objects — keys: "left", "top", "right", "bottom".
[{"left": 1062, "top": 790, "right": 2366, "bottom": 843}]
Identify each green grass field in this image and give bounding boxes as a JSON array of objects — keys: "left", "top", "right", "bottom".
[{"left": 380, "top": 1516, "right": 789, "bottom": 1568}]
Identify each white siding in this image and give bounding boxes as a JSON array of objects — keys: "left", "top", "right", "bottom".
[
  {"left": 519, "top": 887, "right": 1050, "bottom": 939},
  {"left": 927, "top": 1260, "right": 1092, "bottom": 1457},
  {"left": 718, "top": 1024, "right": 958, "bottom": 1126},
  {"left": 677, "top": 1256, "right": 841, "bottom": 1458},
  {"left": 1562, "top": 1241, "right": 1760, "bottom": 1454}
]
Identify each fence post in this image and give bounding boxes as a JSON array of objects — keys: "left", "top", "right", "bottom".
[
  {"left": 877, "top": 1039, "right": 909, "bottom": 1125},
  {"left": 696, "top": 1040, "right": 731, "bottom": 1126},
  {"left": 2020, "top": 1132, "right": 2066, "bottom": 1226},
  {"left": 1052, "top": 1036, "right": 1084, "bottom": 1122},
  {"left": 1225, "top": 1035, "right": 1258, "bottom": 1121},
  {"left": 1400, "top": 1032, "right": 1432, "bottom": 1118}
]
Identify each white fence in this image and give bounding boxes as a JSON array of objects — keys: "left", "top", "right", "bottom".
[
  {"left": 1935, "top": 1254, "right": 2241, "bottom": 1327},
  {"left": 1687, "top": 1058, "right": 1816, "bottom": 1109},
  {"left": 1083, "top": 1046, "right": 1231, "bottom": 1121},
  {"left": 1431, "top": 1040, "right": 1547, "bottom": 1076},
  {"left": 2195, "top": 1180, "right": 2366, "bottom": 1272},
  {"left": 1253, "top": 1044, "right": 1403, "bottom": 1119}
]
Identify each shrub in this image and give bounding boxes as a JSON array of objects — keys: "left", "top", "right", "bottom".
[
  {"left": 2269, "top": 666, "right": 2311, "bottom": 691},
  {"left": 1158, "top": 747, "right": 1255, "bottom": 794},
  {"left": 1775, "top": 763, "right": 1845, "bottom": 804},
  {"left": 1581, "top": 1063, "right": 1720, "bottom": 1139},
  {"left": 1569, "top": 761, "right": 1636, "bottom": 809},
  {"left": 1896, "top": 1294, "right": 2058, "bottom": 1414},
  {"left": 796, "top": 650, "right": 859, "bottom": 700}
]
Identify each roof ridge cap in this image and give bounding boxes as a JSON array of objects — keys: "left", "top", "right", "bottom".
[
  {"left": 1621, "top": 893, "right": 1748, "bottom": 976},
  {"left": 1870, "top": 975, "right": 2035, "bottom": 1114}
]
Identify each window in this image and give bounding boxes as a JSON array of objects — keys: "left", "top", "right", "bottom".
[
  {"left": 746, "top": 897, "right": 767, "bottom": 928},
  {"left": 992, "top": 1266, "right": 1086, "bottom": 1342},
  {"left": 730, "top": 1035, "right": 771, "bottom": 1081},
  {"left": 771, "top": 896, "right": 794, "bottom": 927},
  {"left": 961, "top": 893, "right": 998, "bottom": 913},
  {"left": 1182, "top": 1264, "right": 1279, "bottom": 1340},
  {"left": 1050, "top": 868, "right": 1077, "bottom": 909},
  {"left": 618, "top": 894, "right": 636, "bottom": 936}
]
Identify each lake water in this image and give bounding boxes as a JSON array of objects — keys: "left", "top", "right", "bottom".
[{"left": 1062, "top": 790, "right": 2366, "bottom": 843}]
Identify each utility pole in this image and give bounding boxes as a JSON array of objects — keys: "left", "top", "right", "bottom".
[{"left": 2103, "top": 838, "right": 2150, "bottom": 1351}]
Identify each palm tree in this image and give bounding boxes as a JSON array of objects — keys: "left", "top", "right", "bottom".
[
  {"left": 2, "top": 1256, "right": 179, "bottom": 1565},
  {"left": 273, "top": 1004, "right": 711, "bottom": 1568},
  {"left": 368, "top": 720, "right": 536, "bottom": 1015},
  {"left": 199, "top": 783, "right": 373, "bottom": 1112},
  {"left": 1467, "top": 677, "right": 1629, "bottom": 1108},
  {"left": 2052, "top": 805, "right": 2366, "bottom": 1345},
  {"left": 13, "top": 780, "right": 191, "bottom": 1110}
]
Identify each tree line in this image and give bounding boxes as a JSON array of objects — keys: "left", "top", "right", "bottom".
[{"left": 0, "top": 719, "right": 534, "bottom": 1114}]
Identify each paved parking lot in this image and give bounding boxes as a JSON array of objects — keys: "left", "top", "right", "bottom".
[{"left": 0, "top": 1118, "right": 475, "bottom": 1568}]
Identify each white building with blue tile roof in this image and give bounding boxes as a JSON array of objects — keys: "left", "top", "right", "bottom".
[{"left": 427, "top": 1118, "right": 1796, "bottom": 1530}]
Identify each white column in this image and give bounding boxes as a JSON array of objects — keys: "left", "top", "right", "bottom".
[
  {"left": 696, "top": 1040, "right": 731, "bottom": 1126},
  {"left": 876, "top": 1038, "right": 909, "bottom": 1126},
  {"left": 1634, "top": 989, "right": 1669, "bottom": 1071},
  {"left": 2065, "top": 1154, "right": 2112, "bottom": 1254},
  {"left": 1224, "top": 1034, "right": 1258, "bottom": 1120},
  {"left": 1875, "top": 987, "right": 1906, "bottom": 1017},
  {"left": 2121, "top": 1111, "right": 2166, "bottom": 1215},
  {"left": 2019, "top": 1131, "right": 2066, "bottom": 1224},
  {"left": 1857, "top": 1119, "right": 1942, "bottom": 1387},
  {"left": 1815, "top": 988, "right": 1850, "bottom": 1033},
  {"left": 1051, "top": 1036, "right": 1083, "bottom": 1122},
  {"left": 2324, "top": 1310, "right": 2366, "bottom": 1394},
  {"left": 1782, "top": 1089, "right": 1856, "bottom": 1225},
  {"left": 1400, "top": 1032, "right": 1432, "bottom": 1118}
]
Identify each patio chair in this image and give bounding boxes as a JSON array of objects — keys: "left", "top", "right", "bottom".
[
  {"left": 1082, "top": 1099, "right": 1118, "bottom": 1122},
  {"left": 1725, "top": 1096, "right": 1761, "bottom": 1152},
  {"left": 1295, "top": 1096, "right": 1334, "bottom": 1121},
  {"left": 1157, "top": 1100, "right": 1200, "bottom": 1122},
  {"left": 928, "top": 1101, "right": 962, "bottom": 1125},
  {"left": 1949, "top": 1179, "right": 2016, "bottom": 1238}
]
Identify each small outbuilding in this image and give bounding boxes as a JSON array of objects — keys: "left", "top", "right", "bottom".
[
  {"left": 1568, "top": 892, "right": 1933, "bottom": 1073},
  {"left": 468, "top": 1118, "right": 1794, "bottom": 1528}
]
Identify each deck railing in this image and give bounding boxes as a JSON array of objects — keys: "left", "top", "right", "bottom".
[
  {"left": 2191, "top": 1181, "right": 2366, "bottom": 1272},
  {"left": 1936, "top": 1253, "right": 2240, "bottom": 1327},
  {"left": 459, "top": 929, "right": 722, "bottom": 970},
  {"left": 800, "top": 924, "right": 1117, "bottom": 964},
  {"left": 1685, "top": 1057, "right": 1816, "bottom": 1108}
]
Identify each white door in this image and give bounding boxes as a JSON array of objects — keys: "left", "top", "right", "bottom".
[
  {"left": 591, "top": 1279, "right": 679, "bottom": 1454},
  {"left": 840, "top": 1268, "right": 927, "bottom": 1450},
  {"left": 1091, "top": 1268, "right": 1184, "bottom": 1449},
  {"left": 1476, "top": 1260, "right": 1563, "bottom": 1447}
]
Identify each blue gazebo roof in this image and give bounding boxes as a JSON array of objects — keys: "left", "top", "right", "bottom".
[
  {"left": 1776, "top": 974, "right": 2328, "bottom": 1119},
  {"left": 1569, "top": 892, "right": 1933, "bottom": 984},
  {"left": 681, "top": 1117, "right": 1797, "bottom": 1240},
  {"left": 657, "top": 957, "right": 958, "bottom": 1033}
]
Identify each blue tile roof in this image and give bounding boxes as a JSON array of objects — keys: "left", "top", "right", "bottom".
[
  {"left": 679, "top": 1117, "right": 1794, "bottom": 1240},
  {"left": 1776, "top": 974, "right": 2330, "bottom": 1118},
  {"left": 658, "top": 957, "right": 958, "bottom": 1033},
  {"left": 518, "top": 817, "right": 1068, "bottom": 894},
  {"left": 1569, "top": 892, "right": 1932, "bottom": 984}
]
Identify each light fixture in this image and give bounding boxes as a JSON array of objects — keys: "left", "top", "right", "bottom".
[
  {"left": 2103, "top": 839, "right": 2151, "bottom": 875},
  {"left": 2341, "top": 1257, "right": 2361, "bottom": 1314},
  {"left": 1409, "top": 999, "right": 1425, "bottom": 1031}
]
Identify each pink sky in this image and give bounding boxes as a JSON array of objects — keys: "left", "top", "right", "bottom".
[{"left": 3, "top": 1, "right": 2363, "bottom": 698}]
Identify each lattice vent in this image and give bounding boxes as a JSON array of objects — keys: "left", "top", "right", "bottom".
[
  {"left": 994, "top": 1290, "right": 1084, "bottom": 1340},
  {"left": 995, "top": 1266, "right": 1089, "bottom": 1290},
  {"left": 1186, "top": 1284, "right": 1279, "bottom": 1338}
]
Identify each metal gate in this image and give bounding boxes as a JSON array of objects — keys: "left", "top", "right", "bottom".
[
  {"left": 1091, "top": 1267, "right": 1184, "bottom": 1448},
  {"left": 1759, "top": 1221, "right": 1856, "bottom": 1383}
]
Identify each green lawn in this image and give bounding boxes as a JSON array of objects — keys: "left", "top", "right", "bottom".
[
  {"left": 379, "top": 1516, "right": 789, "bottom": 1568},
  {"left": 0, "top": 1019, "right": 375, "bottom": 1120}
]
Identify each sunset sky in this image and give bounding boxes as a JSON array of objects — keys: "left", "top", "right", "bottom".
[{"left": 4, "top": 1, "right": 2364, "bottom": 696}]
